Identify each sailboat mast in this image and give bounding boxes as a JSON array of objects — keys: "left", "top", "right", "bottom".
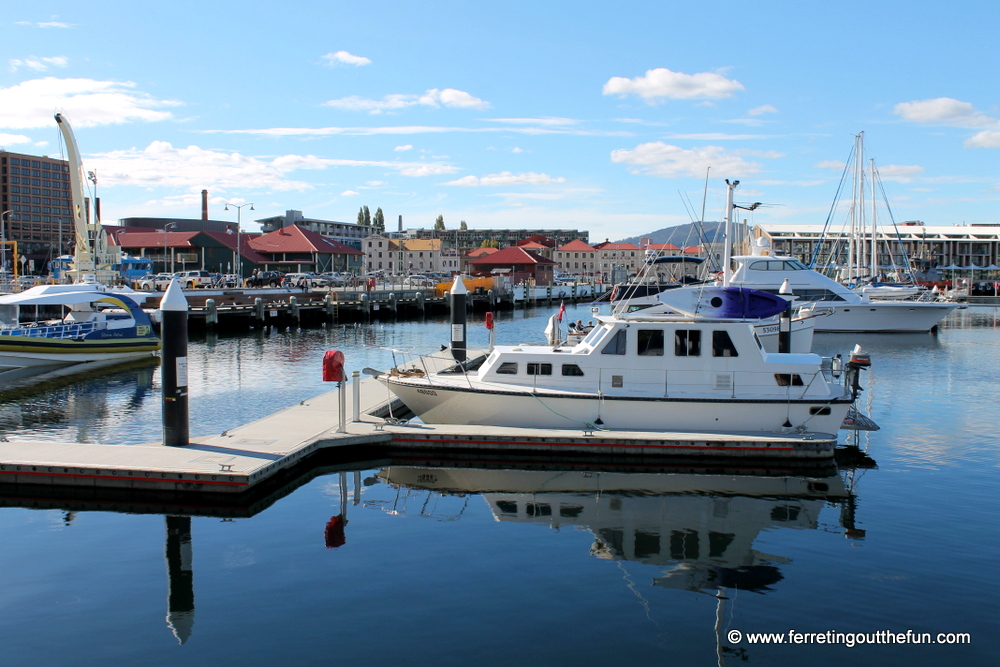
[
  {"left": 870, "top": 157, "right": 877, "bottom": 281},
  {"left": 723, "top": 179, "right": 737, "bottom": 287}
]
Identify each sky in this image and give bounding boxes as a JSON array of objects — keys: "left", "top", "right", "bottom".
[{"left": 3, "top": 1, "right": 1000, "bottom": 242}]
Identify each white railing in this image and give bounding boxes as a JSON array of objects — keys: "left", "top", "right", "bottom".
[{"left": 0, "top": 321, "right": 100, "bottom": 339}]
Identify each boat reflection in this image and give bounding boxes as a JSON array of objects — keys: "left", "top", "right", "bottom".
[{"left": 376, "top": 461, "right": 863, "bottom": 597}]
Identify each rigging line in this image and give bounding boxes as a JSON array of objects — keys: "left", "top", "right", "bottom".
[
  {"left": 811, "top": 139, "right": 857, "bottom": 268},
  {"left": 615, "top": 560, "right": 662, "bottom": 630},
  {"left": 872, "top": 163, "right": 916, "bottom": 277}
]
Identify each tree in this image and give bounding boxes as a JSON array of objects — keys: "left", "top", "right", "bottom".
[
  {"left": 363, "top": 205, "right": 371, "bottom": 227},
  {"left": 459, "top": 220, "right": 468, "bottom": 231},
  {"left": 434, "top": 215, "right": 445, "bottom": 231},
  {"left": 480, "top": 239, "right": 500, "bottom": 248},
  {"left": 373, "top": 207, "right": 385, "bottom": 233},
  {"left": 357, "top": 207, "right": 364, "bottom": 226}
]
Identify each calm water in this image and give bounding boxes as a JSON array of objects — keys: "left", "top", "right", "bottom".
[{"left": 0, "top": 305, "right": 997, "bottom": 666}]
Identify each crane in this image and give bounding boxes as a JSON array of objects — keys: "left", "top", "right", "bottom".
[{"left": 54, "top": 113, "right": 120, "bottom": 284}]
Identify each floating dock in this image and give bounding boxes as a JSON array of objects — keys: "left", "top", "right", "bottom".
[{"left": 0, "top": 372, "right": 842, "bottom": 497}]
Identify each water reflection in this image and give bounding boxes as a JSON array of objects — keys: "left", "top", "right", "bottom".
[
  {"left": 375, "top": 461, "right": 861, "bottom": 596},
  {"left": 0, "top": 358, "right": 157, "bottom": 441}
]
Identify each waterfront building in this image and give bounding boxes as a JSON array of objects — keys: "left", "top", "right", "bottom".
[
  {"left": 752, "top": 222, "right": 1000, "bottom": 274},
  {"left": 361, "top": 234, "right": 461, "bottom": 275},
  {"left": 0, "top": 150, "right": 74, "bottom": 274},
  {"left": 257, "top": 210, "right": 374, "bottom": 250},
  {"left": 592, "top": 240, "right": 641, "bottom": 282},
  {"left": 400, "top": 227, "right": 588, "bottom": 250},
  {"left": 553, "top": 239, "right": 597, "bottom": 278},
  {"left": 469, "top": 245, "right": 556, "bottom": 285}
]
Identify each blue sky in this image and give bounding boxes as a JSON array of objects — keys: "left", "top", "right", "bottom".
[{"left": 3, "top": 1, "right": 999, "bottom": 241}]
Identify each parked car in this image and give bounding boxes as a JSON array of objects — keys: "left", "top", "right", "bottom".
[
  {"left": 214, "top": 273, "right": 242, "bottom": 288},
  {"left": 249, "top": 270, "right": 284, "bottom": 288},
  {"left": 284, "top": 272, "right": 329, "bottom": 288},
  {"left": 137, "top": 273, "right": 176, "bottom": 290},
  {"left": 173, "top": 270, "right": 215, "bottom": 289}
]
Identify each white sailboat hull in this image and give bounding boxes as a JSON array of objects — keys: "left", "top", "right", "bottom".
[{"left": 810, "top": 301, "right": 959, "bottom": 332}]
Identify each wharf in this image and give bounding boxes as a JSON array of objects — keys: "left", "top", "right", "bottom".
[{"left": 0, "top": 372, "right": 840, "bottom": 498}]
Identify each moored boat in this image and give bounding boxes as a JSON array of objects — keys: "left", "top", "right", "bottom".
[
  {"left": 0, "top": 282, "right": 160, "bottom": 381},
  {"left": 378, "top": 285, "right": 873, "bottom": 438}
]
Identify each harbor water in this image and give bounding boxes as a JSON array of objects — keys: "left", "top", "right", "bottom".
[{"left": 0, "top": 304, "right": 997, "bottom": 665}]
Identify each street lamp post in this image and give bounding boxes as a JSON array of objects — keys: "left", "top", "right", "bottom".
[
  {"left": 1, "top": 210, "right": 12, "bottom": 279},
  {"left": 164, "top": 222, "right": 178, "bottom": 273},
  {"left": 224, "top": 202, "right": 254, "bottom": 285}
]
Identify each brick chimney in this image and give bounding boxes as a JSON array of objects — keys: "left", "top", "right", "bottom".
[{"left": 201, "top": 190, "right": 208, "bottom": 220}]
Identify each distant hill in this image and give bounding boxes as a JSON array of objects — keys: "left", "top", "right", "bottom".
[{"left": 615, "top": 221, "right": 723, "bottom": 247}]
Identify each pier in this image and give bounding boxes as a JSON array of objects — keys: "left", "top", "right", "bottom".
[{"left": 0, "top": 371, "right": 840, "bottom": 499}]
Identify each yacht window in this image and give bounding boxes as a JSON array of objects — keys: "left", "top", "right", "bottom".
[
  {"left": 527, "top": 362, "right": 553, "bottom": 375},
  {"left": 525, "top": 502, "right": 551, "bottom": 517},
  {"left": 774, "top": 373, "right": 804, "bottom": 386},
  {"left": 601, "top": 329, "right": 627, "bottom": 355},
  {"left": 752, "top": 331, "right": 763, "bottom": 350},
  {"left": 495, "top": 500, "right": 518, "bottom": 515},
  {"left": 712, "top": 330, "right": 739, "bottom": 357},
  {"left": 785, "top": 260, "right": 808, "bottom": 270},
  {"left": 637, "top": 329, "right": 664, "bottom": 356},
  {"left": 674, "top": 330, "right": 702, "bottom": 356},
  {"left": 496, "top": 362, "right": 518, "bottom": 375},
  {"left": 561, "top": 364, "right": 585, "bottom": 376}
]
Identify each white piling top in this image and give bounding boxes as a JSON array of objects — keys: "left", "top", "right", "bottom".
[
  {"left": 160, "top": 279, "right": 189, "bottom": 311},
  {"left": 450, "top": 275, "right": 468, "bottom": 295}
]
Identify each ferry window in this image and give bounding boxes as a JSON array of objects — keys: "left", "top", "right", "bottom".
[
  {"left": 527, "top": 363, "right": 552, "bottom": 375},
  {"left": 674, "top": 330, "right": 701, "bottom": 356},
  {"left": 561, "top": 364, "right": 585, "bottom": 376},
  {"left": 774, "top": 373, "right": 804, "bottom": 386},
  {"left": 712, "top": 330, "right": 739, "bottom": 357},
  {"left": 634, "top": 531, "right": 661, "bottom": 559},
  {"left": 601, "top": 329, "right": 627, "bottom": 355},
  {"left": 670, "top": 529, "right": 699, "bottom": 560},
  {"left": 496, "top": 362, "right": 518, "bottom": 375},
  {"left": 560, "top": 505, "right": 583, "bottom": 518},
  {"left": 637, "top": 329, "right": 664, "bottom": 356},
  {"left": 708, "top": 531, "right": 735, "bottom": 558}
]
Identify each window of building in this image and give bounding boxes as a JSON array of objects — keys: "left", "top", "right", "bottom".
[{"left": 674, "top": 330, "right": 702, "bottom": 356}]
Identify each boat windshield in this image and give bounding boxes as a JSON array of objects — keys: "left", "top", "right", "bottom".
[
  {"left": 0, "top": 304, "right": 17, "bottom": 328},
  {"left": 581, "top": 324, "right": 609, "bottom": 348},
  {"left": 748, "top": 259, "right": 808, "bottom": 271}
]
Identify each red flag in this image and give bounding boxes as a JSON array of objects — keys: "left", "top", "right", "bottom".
[{"left": 557, "top": 301, "right": 565, "bottom": 322}]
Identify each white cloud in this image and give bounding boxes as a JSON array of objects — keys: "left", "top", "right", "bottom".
[
  {"left": 603, "top": 68, "right": 744, "bottom": 102},
  {"left": 815, "top": 160, "right": 845, "bottom": 171},
  {"left": 511, "top": 147, "right": 524, "bottom": 153},
  {"left": 485, "top": 117, "right": 579, "bottom": 126},
  {"left": 965, "top": 130, "right": 1000, "bottom": 149},
  {"left": 611, "top": 142, "right": 762, "bottom": 178},
  {"left": 341, "top": 190, "right": 361, "bottom": 197},
  {"left": 9, "top": 56, "right": 69, "bottom": 72},
  {"left": 83, "top": 141, "right": 456, "bottom": 197},
  {"left": 323, "top": 88, "right": 491, "bottom": 113},
  {"left": 0, "top": 77, "right": 179, "bottom": 128},
  {"left": 893, "top": 97, "right": 997, "bottom": 128},
  {"left": 394, "top": 144, "right": 413, "bottom": 151},
  {"left": 875, "top": 164, "right": 925, "bottom": 183},
  {"left": 443, "top": 171, "right": 567, "bottom": 187},
  {"left": 321, "top": 50, "right": 372, "bottom": 67},
  {"left": 0, "top": 132, "right": 32, "bottom": 146},
  {"left": 16, "top": 21, "right": 71, "bottom": 28},
  {"left": 748, "top": 105, "right": 778, "bottom": 116}
]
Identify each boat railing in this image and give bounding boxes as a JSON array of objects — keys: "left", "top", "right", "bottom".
[{"left": 0, "top": 321, "right": 100, "bottom": 339}]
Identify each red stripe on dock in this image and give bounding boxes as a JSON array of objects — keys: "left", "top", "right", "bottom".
[{"left": 0, "top": 468, "right": 248, "bottom": 486}]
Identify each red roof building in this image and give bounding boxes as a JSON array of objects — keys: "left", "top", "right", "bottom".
[{"left": 469, "top": 245, "right": 557, "bottom": 286}]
